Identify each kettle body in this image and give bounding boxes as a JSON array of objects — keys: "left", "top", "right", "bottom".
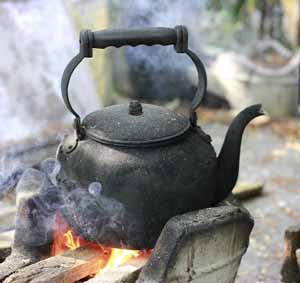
[
  {"left": 57, "top": 26, "right": 264, "bottom": 249},
  {"left": 57, "top": 122, "right": 216, "bottom": 249}
]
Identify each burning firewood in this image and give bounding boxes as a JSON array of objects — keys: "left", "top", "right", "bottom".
[
  {"left": 1, "top": 246, "right": 148, "bottom": 283},
  {"left": 0, "top": 158, "right": 151, "bottom": 283},
  {"left": 2, "top": 246, "right": 105, "bottom": 283},
  {"left": 86, "top": 257, "right": 148, "bottom": 283}
]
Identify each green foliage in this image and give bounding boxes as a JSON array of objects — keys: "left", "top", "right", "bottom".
[
  {"left": 207, "top": 0, "right": 276, "bottom": 22},
  {"left": 206, "top": 0, "right": 253, "bottom": 22},
  {"left": 231, "top": 0, "right": 255, "bottom": 21},
  {"left": 207, "top": 0, "right": 288, "bottom": 43}
]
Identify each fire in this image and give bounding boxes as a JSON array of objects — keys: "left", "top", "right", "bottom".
[
  {"left": 51, "top": 212, "right": 151, "bottom": 277},
  {"left": 51, "top": 212, "right": 90, "bottom": 256},
  {"left": 98, "top": 248, "right": 140, "bottom": 275},
  {"left": 64, "top": 230, "right": 80, "bottom": 250}
]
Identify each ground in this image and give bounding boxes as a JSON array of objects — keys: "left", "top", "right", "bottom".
[{"left": 202, "top": 118, "right": 300, "bottom": 283}]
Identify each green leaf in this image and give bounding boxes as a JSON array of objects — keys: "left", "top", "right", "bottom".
[{"left": 232, "top": 0, "right": 248, "bottom": 21}]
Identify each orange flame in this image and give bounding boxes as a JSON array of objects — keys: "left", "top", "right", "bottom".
[
  {"left": 51, "top": 212, "right": 151, "bottom": 277},
  {"left": 64, "top": 230, "right": 80, "bottom": 250},
  {"left": 98, "top": 248, "right": 141, "bottom": 275},
  {"left": 51, "top": 212, "right": 93, "bottom": 256}
]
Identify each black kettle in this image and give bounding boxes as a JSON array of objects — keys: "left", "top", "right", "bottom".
[{"left": 57, "top": 26, "right": 264, "bottom": 249}]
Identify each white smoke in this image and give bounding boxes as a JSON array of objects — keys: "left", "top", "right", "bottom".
[
  {"left": 11, "top": 158, "right": 132, "bottom": 248},
  {"left": 0, "top": 0, "right": 100, "bottom": 145}
]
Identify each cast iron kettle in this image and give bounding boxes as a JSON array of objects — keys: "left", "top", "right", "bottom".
[{"left": 57, "top": 26, "right": 264, "bottom": 249}]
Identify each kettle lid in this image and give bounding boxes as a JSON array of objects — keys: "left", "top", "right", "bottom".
[
  {"left": 82, "top": 101, "right": 190, "bottom": 147},
  {"left": 61, "top": 27, "right": 208, "bottom": 143}
]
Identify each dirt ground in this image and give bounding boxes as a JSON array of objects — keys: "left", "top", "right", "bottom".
[{"left": 202, "top": 118, "right": 300, "bottom": 283}]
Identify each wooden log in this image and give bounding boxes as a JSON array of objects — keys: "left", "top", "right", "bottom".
[
  {"left": 232, "top": 182, "right": 264, "bottom": 200},
  {"left": 281, "top": 224, "right": 300, "bottom": 282},
  {"left": 0, "top": 251, "right": 38, "bottom": 282},
  {"left": 3, "top": 247, "right": 104, "bottom": 283},
  {"left": 87, "top": 257, "right": 147, "bottom": 283}
]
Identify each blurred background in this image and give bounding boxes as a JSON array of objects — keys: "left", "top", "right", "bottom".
[{"left": 0, "top": 0, "right": 300, "bottom": 282}]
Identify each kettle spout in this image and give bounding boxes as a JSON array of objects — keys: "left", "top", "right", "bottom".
[{"left": 216, "top": 104, "right": 265, "bottom": 202}]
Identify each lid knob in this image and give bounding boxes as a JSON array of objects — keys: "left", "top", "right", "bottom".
[{"left": 129, "top": 100, "right": 143, "bottom": 116}]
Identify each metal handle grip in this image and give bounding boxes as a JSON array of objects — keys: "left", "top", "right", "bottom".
[
  {"left": 61, "top": 26, "right": 207, "bottom": 137},
  {"left": 92, "top": 27, "right": 177, "bottom": 49}
]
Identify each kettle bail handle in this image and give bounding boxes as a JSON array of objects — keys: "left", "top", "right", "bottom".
[{"left": 61, "top": 26, "right": 207, "bottom": 132}]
